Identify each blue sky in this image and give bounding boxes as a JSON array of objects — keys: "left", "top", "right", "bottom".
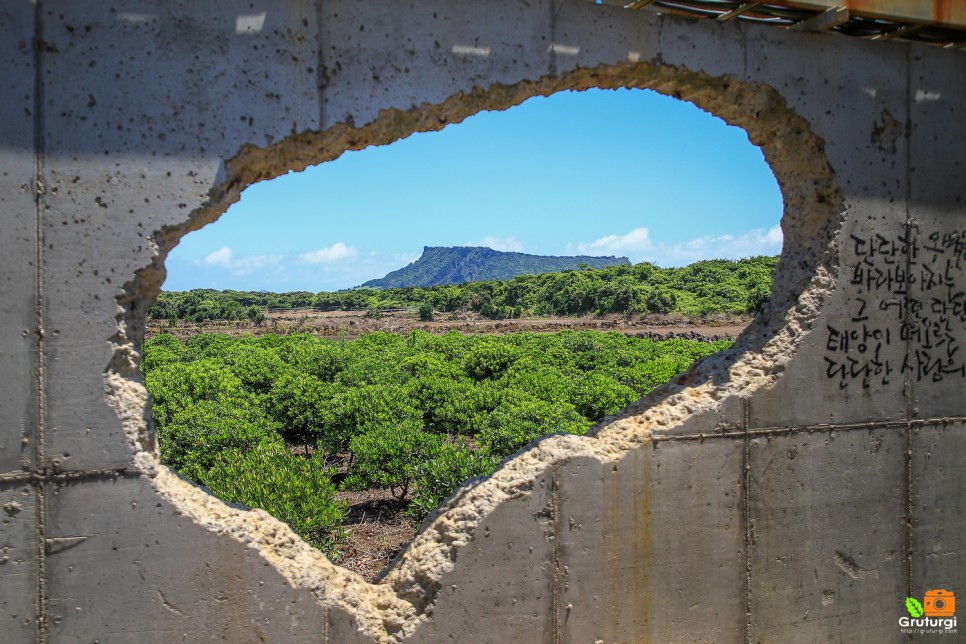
[{"left": 163, "top": 88, "right": 783, "bottom": 292}]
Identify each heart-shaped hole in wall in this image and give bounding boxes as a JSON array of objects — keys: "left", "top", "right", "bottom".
[
  {"left": 114, "top": 63, "right": 841, "bottom": 640},
  {"left": 143, "top": 84, "right": 780, "bottom": 574}
]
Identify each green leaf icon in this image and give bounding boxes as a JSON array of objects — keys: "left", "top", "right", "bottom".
[{"left": 906, "top": 597, "right": 924, "bottom": 618}]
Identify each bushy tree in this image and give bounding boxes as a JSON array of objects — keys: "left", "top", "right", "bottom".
[
  {"left": 158, "top": 399, "right": 283, "bottom": 481},
  {"left": 408, "top": 441, "right": 500, "bottom": 521},
  {"left": 477, "top": 394, "right": 591, "bottom": 456},
  {"left": 644, "top": 287, "right": 677, "bottom": 314},
  {"left": 464, "top": 340, "right": 521, "bottom": 380},
  {"left": 246, "top": 305, "right": 265, "bottom": 324},
  {"left": 205, "top": 447, "right": 347, "bottom": 557},
  {"left": 145, "top": 358, "right": 248, "bottom": 426},
  {"left": 322, "top": 384, "right": 422, "bottom": 450},
  {"left": 222, "top": 342, "right": 288, "bottom": 393},
  {"left": 417, "top": 302, "right": 434, "bottom": 321},
  {"left": 344, "top": 421, "right": 443, "bottom": 499},
  {"left": 267, "top": 372, "right": 334, "bottom": 446},
  {"left": 569, "top": 372, "right": 638, "bottom": 420}
]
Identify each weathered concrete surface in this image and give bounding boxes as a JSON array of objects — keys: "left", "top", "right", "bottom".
[
  {"left": 401, "top": 469, "right": 556, "bottom": 641},
  {"left": 912, "top": 422, "right": 966, "bottom": 603},
  {"left": 555, "top": 443, "right": 746, "bottom": 643},
  {"left": 0, "top": 1, "right": 38, "bottom": 478},
  {"left": 43, "top": 475, "right": 338, "bottom": 642},
  {"left": 748, "top": 429, "right": 906, "bottom": 642},
  {"left": 0, "top": 483, "right": 39, "bottom": 639},
  {"left": 1, "top": 0, "right": 963, "bottom": 642}
]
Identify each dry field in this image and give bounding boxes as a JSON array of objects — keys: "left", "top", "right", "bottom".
[{"left": 148, "top": 308, "right": 751, "bottom": 342}]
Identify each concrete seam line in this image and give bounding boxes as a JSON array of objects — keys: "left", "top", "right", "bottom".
[
  {"left": 742, "top": 398, "right": 753, "bottom": 644},
  {"left": 903, "top": 42, "right": 914, "bottom": 424},
  {"left": 0, "top": 468, "right": 145, "bottom": 488},
  {"left": 45, "top": 468, "right": 145, "bottom": 483},
  {"left": 0, "top": 473, "right": 36, "bottom": 486},
  {"left": 548, "top": 0, "right": 558, "bottom": 78},
  {"left": 550, "top": 464, "right": 562, "bottom": 644},
  {"left": 903, "top": 51, "right": 915, "bottom": 628},
  {"left": 905, "top": 422, "right": 915, "bottom": 629},
  {"left": 648, "top": 415, "right": 966, "bottom": 442},
  {"left": 31, "top": 0, "right": 48, "bottom": 640}
]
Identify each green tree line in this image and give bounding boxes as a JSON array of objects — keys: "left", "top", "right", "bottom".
[
  {"left": 148, "top": 256, "right": 777, "bottom": 322},
  {"left": 142, "top": 330, "right": 732, "bottom": 557}
]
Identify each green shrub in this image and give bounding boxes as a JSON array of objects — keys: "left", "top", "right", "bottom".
[
  {"left": 323, "top": 384, "right": 422, "bottom": 449},
  {"left": 204, "top": 447, "right": 347, "bottom": 557},
  {"left": 408, "top": 441, "right": 499, "bottom": 521},
  {"left": 344, "top": 421, "right": 443, "bottom": 499},
  {"left": 747, "top": 283, "right": 771, "bottom": 312},
  {"left": 222, "top": 343, "right": 288, "bottom": 393},
  {"left": 417, "top": 302, "right": 434, "bottom": 321},
  {"left": 569, "top": 372, "right": 638, "bottom": 420},
  {"left": 644, "top": 287, "right": 677, "bottom": 314},
  {"left": 246, "top": 305, "right": 265, "bottom": 324},
  {"left": 277, "top": 337, "right": 347, "bottom": 382},
  {"left": 144, "top": 358, "right": 248, "bottom": 425},
  {"left": 267, "top": 372, "right": 334, "bottom": 445},
  {"left": 141, "top": 333, "right": 188, "bottom": 372},
  {"left": 478, "top": 395, "right": 591, "bottom": 456},
  {"left": 399, "top": 353, "right": 452, "bottom": 379},
  {"left": 405, "top": 375, "right": 484, "bottom": 434},
  {"left": 464, "top": 341, "right": 521, "bottom": 380},
  {"left": 158, "top": 399, "right": 283, "bottom": 482}
]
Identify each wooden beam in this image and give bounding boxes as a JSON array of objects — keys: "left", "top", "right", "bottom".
[
  {"left": 790, "top": 5, "right": 850, "bottom": 31},
  {"left": 717, "top": 2, "right": 764, "bottom": 22},
  {"left": 871, "top": 23, "right": 925, "bottom": 41}
]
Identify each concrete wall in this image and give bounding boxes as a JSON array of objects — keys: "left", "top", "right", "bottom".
[{"left": 1, "top": 0, "right": 963, "bottom": 641}]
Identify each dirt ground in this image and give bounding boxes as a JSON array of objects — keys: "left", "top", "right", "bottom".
[
  {"left": 334, "top": 488, "right": 417, "bottom": 582},
  {"left": 148, "top": 308, "right": 751, "bottom": 342}
]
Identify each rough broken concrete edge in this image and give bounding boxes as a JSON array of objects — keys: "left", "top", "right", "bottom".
[
  {"left": 100, "top": 60, "right": 843, "bottom": 641},
  {"left": 380, "top": 64, "right": 843, "bottom": 639}
]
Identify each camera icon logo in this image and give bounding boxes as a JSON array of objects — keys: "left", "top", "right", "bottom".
[{"left": 924, "top": 589, "right": 956, "bottom": 617}]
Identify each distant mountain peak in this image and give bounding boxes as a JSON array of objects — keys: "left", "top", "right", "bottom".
[{"left": 360, "top": 246, "right": 630, "bottom": 289}]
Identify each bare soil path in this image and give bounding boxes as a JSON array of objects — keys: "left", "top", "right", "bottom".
[{"left": 148, "top": 309, "right": 751, "bottom": 341}]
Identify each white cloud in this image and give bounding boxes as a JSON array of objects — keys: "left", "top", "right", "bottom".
[
  {"left": 467, "top": 236, "right": 525, "bottom": 253},
  {"left": 201, "top": 246, "right": 282, "bottom": 274},
  {"left": 765, "top": 224, "right": 783, "bottom": 245},
  {"left": 299, "top": 242, "right": 359, "bottom": 264},
  {"left": 573, "top": 225, "right": 783, "bottom": 266},
  {"left": 203, "top": 246, "right": 234, "bottom": 267},
  {"left": 294, "top": 250, "right": 422, "bottom": 290},
  {"left": 577, "top": 227, "right": 653, "bottom": 256},
  {"left": 653, "top": 225, "right": 783, "bottom": 265}
]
